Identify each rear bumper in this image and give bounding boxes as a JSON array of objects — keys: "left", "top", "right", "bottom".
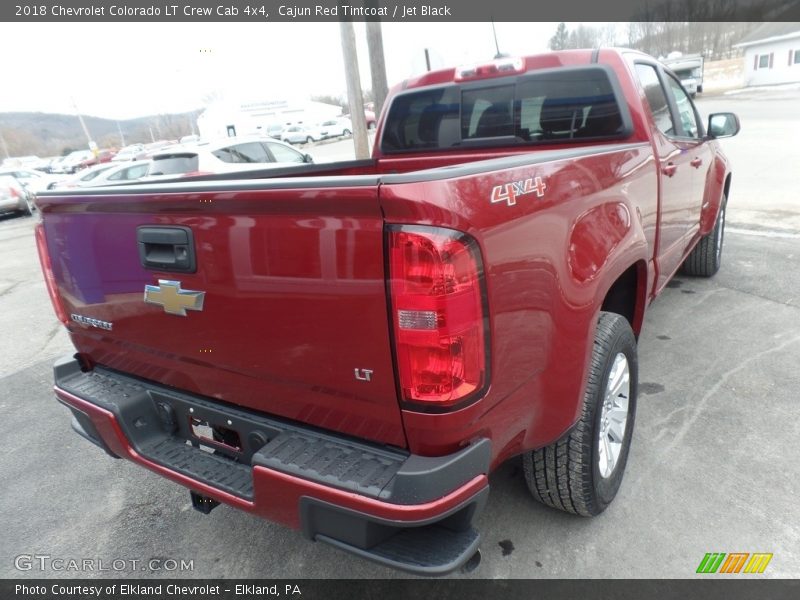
[{"left": 53, "top": 355, "right": 490, "bottom": 575}]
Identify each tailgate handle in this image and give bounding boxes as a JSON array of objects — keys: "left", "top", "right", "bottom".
[{"left": 137, "top": 226, "right": 196, "bottom": 273}]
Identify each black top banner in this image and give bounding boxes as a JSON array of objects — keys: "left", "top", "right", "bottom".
[{"left": 3, "top": 0, "right": 800, "bottom": 22}]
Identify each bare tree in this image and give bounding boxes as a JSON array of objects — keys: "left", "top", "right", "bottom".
[{"left": 568, "top": 25, "right": 599, "bottom": 49}]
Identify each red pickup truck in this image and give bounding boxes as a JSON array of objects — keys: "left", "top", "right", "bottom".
[{"left": 36, "top": 49, "right": 739, "bottom": 575}]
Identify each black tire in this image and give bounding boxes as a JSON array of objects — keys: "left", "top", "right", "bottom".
[
  {"left": 305, "top": 136, "right": 313, "bottom": 144},
  {"left": 682, "top": 197, "right": 726, "bottom": 277},
  {"left": 343, "top": 129, "right": 351, "bottom": 136},
  {"left": 523, "top": 312, "right": 638, "bottom": 517}
]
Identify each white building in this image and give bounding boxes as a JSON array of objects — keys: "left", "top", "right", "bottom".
[
  {"left": 196, "top": 97, "right": 342, "bottom": 140},
  {"left": 734, "top": 23, "right": 800, "bottom": 87}
]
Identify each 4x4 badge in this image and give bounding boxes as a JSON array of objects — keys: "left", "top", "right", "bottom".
[
  {"left": 144, "top": 280, "right": 205, "bottom": 316},
  {"left": 491, "top": 176, "right": 547, "bottom": 206}
]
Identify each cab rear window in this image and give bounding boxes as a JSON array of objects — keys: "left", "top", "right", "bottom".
[{"left": 381, "top": 65, "right": 630, "bottom": 153}]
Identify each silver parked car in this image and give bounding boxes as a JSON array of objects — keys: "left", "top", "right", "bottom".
[{"left": 0, "top": 175, "right": 34, "bottom": 216}]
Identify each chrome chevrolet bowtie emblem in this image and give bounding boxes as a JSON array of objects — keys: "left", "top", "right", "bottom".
[{"left": 144, "top": 280, "right": 205, "bottom": 316}]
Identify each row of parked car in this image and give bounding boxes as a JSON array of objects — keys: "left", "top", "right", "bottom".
[
  {"left": 0, "top": 135, "right": 318, "bottom": 212},
  {"left": 0, "top": 115, "right": 376, "bottom": 217}
]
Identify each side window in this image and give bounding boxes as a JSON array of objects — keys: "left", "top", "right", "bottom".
[
  {"left": 122, "top": 163, "right": 150, "bottom": 180},
  {"left": 213, "top": 142, "right": 269, "bottom": 163},
  {"left": 665, "top": 75, "right": 700, "bottom": 138},
  {"left": 634, "top": 64, "right": 675, "bottom": 136},
  {"left": 265, "top": 142, "right": 304, "bottom": 163}
]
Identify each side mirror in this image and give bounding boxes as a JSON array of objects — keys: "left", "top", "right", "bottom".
[
  {"left": 707, "top": 112, "right": 740, "bottom": 139},
  {"left": 303, "top": 154, "right": 314, "bottom": 164}
]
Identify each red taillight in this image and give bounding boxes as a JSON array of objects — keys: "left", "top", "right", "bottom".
[
  {"left": 35, "top": 223, "right": 68, "bottom": 325},
  {"left": 388, "top": 225, "right": 490, "bottom": 409}
]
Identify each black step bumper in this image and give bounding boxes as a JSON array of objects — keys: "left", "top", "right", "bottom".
[{"left": 53, "top": 355, "right": 490, "bottom": 575}]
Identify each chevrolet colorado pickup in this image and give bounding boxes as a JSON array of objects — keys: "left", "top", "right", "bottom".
[{"left": 35, "top": 49, "right": 739, "bottom": 575}]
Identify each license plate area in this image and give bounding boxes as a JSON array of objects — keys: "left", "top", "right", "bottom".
[
  {"left": 189, "top": 417, "right": 242, "bottom": 457},
  {"left": 147, "top": 389, "right": 281, "bottom": 465}
]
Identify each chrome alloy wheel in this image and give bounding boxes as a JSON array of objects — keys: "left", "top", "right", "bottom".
[{"left": 598, "top": 352, "right": 630, "bottom": 479}]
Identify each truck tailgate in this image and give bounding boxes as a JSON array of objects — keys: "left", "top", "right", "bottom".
[{"left": 38, "top": 182, "right": 407, "bottom": 448}]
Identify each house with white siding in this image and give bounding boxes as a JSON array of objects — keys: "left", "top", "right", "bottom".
[{"left": 734, "top": 23, "right": 800, "bottom": 87}]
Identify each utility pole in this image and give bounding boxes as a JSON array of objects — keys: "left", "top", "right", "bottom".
[
  {"left": 70, "top": 97, "right": 96, "bottom": 153},
  {"left": 339, "top": 20, "right": 370, "bottom": 160},
  {"left": 117, "top": 122, "right": 126, "bottom": 147},
  {"left": 0, "top": 130, "right": 10, "bottom": 160},
  {"left": 365, "top": 16, "right": 389, "bottom": 118}
]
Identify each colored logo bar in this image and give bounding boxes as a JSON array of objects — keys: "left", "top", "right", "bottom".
[{"left": 696, "top": 553, "right": 773, "bottom": 574}]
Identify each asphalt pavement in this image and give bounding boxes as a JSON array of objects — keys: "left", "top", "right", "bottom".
[{"left": 1, "top": 88, "right": 798, "bottom": 579}]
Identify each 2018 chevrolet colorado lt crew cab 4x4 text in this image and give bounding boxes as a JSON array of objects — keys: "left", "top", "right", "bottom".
[{"left": 35, "top": 49, "right": 739, "bottom": 575}]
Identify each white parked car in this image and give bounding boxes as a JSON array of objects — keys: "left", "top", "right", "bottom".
[
  {"left": 318, "top": 118, "right": 352, "bottom": 139},
  {"left": 0, "top": 168, "right": 60, "bottom": 194},
  {"left": 48, "top": 163, "right": 117, "bottom": 189},
  {"left": 80, "top": 160, "right": 153, "bottom": 187},
  {"left": 145, "top": 137, "right": 313, "bottom": 180},
  {"left": 281, "top": 125, "right": 323, "bottom": 145}
]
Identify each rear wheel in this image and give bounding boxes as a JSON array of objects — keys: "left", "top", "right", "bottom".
[
  {"left": 682, "top": 196, "right": 726, "bottom": 277},
  {"left": 523, "top": 312, "right": 638, "bottom": 516},
  {"left": 343, "top": 129, "right": 351, "bottom": 136},
  {"left": 305, "top": 136, "right": 313, "bottom": 144}
]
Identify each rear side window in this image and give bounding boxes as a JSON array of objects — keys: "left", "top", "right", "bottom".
[
  {"left": 108, "top": 163, "right": 150, "bottom": 181},
  {"left": 265, "top": 142, "right": 304, "bottom": 163},
  {"left": 150, "top": 154, "right": 199, "bottom": 175},
  {"left": 213, "top": 142, "right": 270, "bottom": 164},
  {"left": 381, "top": 66, "right": 629, "bottom": 153}
]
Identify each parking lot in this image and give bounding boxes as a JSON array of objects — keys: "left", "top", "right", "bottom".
[{"left": 1, "top": 88, "right": 798, "bottom": 579}]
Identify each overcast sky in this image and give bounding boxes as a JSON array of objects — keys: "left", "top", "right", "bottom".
[{"left": 0, "top": 22, "right": 600, "bottom": 120}]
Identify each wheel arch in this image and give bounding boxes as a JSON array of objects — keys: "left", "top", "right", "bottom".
[{"left": 599, "top": 259, "right": 649, "bottom": 337}]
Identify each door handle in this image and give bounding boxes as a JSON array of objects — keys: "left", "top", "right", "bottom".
[
  {"left": 137, "top": 226, "right": 197, "bottom": 273},
  {"left": 662, "top": 162, "right": 677, "bottom": 177},
  {"left": 690, "top": 157, "right": 703, "bottom": 168}
]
